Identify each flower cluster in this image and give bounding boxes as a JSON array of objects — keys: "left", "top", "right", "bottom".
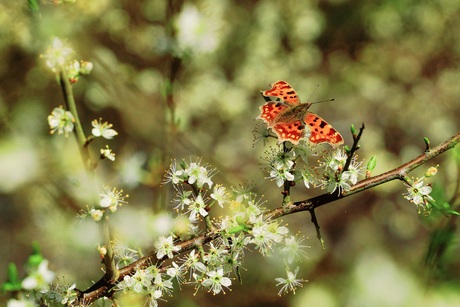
[
  {"left": 158, "top": 159, "right": 310, "bottom": 299},
  {"left": 21, "top": 259, "right": 55, "bottom": 292},
  {"left": 318, "top": 148, "right": 362, "bottom": 194},
  {"left": 266, "top": 149, "right": 296, "bottom": 187},
  {"left": 46, "top": 283, "right": 78, "bottom": 305},
  {"left": 164, "top": 159, "right": 219, "bottom": 223},
  {"left": 95, "top": 119, "right": 118, "bottom": 161},
  {"left": 2, "top": 247, "right": 70, "bottom": 306},
  {"left": 165, "top": 159, "right": 215, "bottom": 189},
  {"left": 117, "top": 266, "right": 172, "bottom": 306},
  {"left": 263, "top": 145, "right": 364, "bottom": 194},
  {"left": 47, "top": 109, "right": 119, "bottom": 161},
  {"left": 44, "top": 38, "right": 118, "bottom": 163},
  {"left": 41, "top": 37, "right": 93, "bottom": 83},
  {"left": 66, "top": 59, "right": 93, "bottom": 83}
]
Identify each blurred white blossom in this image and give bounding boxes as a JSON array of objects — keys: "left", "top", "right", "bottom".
[
  {"left": 175, "top": 4, "right": 219, "bottom": 54},
  {"left": 21, "top": 260, "right": 55, "bottom": 291},
  {"left": 41, "top": 37, "right": 74, "bottom": 72}
]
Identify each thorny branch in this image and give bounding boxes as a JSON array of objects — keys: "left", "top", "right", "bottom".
[{"left": 77, "top": 131, "right": 460, "bottom": 304}]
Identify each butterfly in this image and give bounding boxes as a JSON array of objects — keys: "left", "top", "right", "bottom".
[{"left": 257, "top": 80, "right": 343, "bottom": 146}]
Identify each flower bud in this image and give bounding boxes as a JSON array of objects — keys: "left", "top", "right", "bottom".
[
  {"left": 425, "top": 166, "right": 438, "bottom": 177},
  {"left": 80, "top": 61, "right": 93, "bottom": 75}
]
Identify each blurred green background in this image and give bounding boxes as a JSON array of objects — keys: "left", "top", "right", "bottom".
[{"left": 1, "top": 0, "right": 460, "bottom": 306}]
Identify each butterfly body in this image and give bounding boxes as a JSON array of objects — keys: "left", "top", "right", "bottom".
[{"left": 258, "top": 81, "right": 343, "bottom": 146}]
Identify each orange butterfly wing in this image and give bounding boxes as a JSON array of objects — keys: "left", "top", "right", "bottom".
[
  {"left": 305, "top": 113, "right": 343, "bottom": 146},
  {"left": 262, "top": 80, "right": 300, "bottom": 106},
  {"left": 272, "top": 120, "right": 305, "bottom": 144},
  {"left": 257, "top": 102, "right": 289, "bottom": 127}
]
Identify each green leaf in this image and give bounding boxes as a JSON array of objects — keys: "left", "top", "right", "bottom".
[
  {"left": 350, "top": 123, "right": 356, "bottom": 135},
  {"left": 179, "top": 159, "right": 188, "bottom": 170},
  {"left": 430, "top": 201, "right": 460, "bottom": 216},
  {"left": 26, "top": 242, "right": 43, "bottom": 267},
  {"left": 424, "top": 137, "right": 430, "bottom": 149},
  {"left": 7, "top": 263, "right": 18, "bottom": 283},
  {"left": 1, "top": 263, "right": 22, "bottom": 292},
  {"left": 446, "top": 210, "right": 460, "bottom": 216},
  {"left": 227, "top": 225, "right": 246, "bottom": 234},
  {"left": 367, "top": 156, "right": 377, "bottom": 171},
  {"left": 28, "top": 0, "right": 40, "bottom": 12}
]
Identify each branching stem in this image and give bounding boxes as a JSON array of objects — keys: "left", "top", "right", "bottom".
[{"left": 59, "top": 69, "right": 93, "bottom": 172}]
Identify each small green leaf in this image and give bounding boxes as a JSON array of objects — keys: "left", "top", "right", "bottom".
[
  {"left": 235, "top": 216, "right": 246, "bottom": 227},
  {"left": 350, "top": 123, "right": 356, "bottom": 135},
  {"left": 27, "top": 242, "right": 43, "bottom": 267},
  {"left": 1, "top": 263, "right": 22, "bottom": 292},
  {"left": 367, "top": 156, "right": 377, "bottom": 171},
  {"left": 28, "top": 0, "right": 40, "bottom": 12},
  {"left": 446, "top": 210, "right": 460, "bottom": 216},
  {"left": 424, "top": 137, "right": 430, "bottom": 150},
  {"left": 227, "top": 225, "right": 246, "bottom": 234},
  {"left": 7, "top": 263, "right": 18, "bottom": 283}
]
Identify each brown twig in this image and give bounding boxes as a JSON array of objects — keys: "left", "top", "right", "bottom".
[{"left": 343, "top": 123, "right": 364, "bottom": 172}]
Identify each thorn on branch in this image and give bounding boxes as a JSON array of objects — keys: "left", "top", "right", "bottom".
[{"left": 84, "top": 135, "right": 95, "bottom": 147}]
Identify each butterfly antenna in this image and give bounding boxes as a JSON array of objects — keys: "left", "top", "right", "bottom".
[
  {"left": 307, "top": 83, "right": 321, "bottom": 102},
  {"left": 306, "top": 83, "right": 335, "bottom": 104},
  {"left": 311, "top": 98, "right": 335, "bottom": 105}
]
